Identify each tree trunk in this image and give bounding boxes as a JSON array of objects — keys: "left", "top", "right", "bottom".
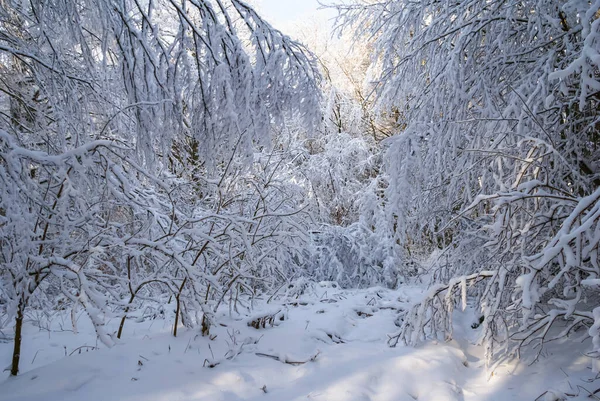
[
  {"left": 173, "top": 277, "right": 187, "bottom": 337},
  {"left": 117, "top": 295, "right": 134, "bottom": 339},
  {"left": 173, "top": 295, "right": 181, "bottom": 337},
  {"left": 10, "top": 299, "right": 25, "bottom": 376}
]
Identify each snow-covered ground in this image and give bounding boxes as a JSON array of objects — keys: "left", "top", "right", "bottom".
[{"left": 1, "top": 283, "right": 597, "bottom": 401}]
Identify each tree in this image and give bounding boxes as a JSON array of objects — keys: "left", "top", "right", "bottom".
[
  {"left": 338, "top": 0, "right": 600, "bottom": 364},
  {"left": 0, "top": 0, "right": 320, "bottom": 375}
]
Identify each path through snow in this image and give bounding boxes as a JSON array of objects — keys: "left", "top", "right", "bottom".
[{"left": 0, "top": 284, "right": 596, "bottom": 401}]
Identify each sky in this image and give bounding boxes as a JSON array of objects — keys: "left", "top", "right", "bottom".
[{"left": 253, "top": 0, "right": 338, "bottom": 30}]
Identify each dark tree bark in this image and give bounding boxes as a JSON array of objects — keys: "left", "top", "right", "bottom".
[{"left": 10, "top": 297, "right": 25, "bottom": 376}]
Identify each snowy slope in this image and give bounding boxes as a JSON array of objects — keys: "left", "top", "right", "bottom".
[{"left": 1, "top": 284, "right": 597, "bottom": 401}]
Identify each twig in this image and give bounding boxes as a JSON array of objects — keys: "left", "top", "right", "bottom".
[
  {"left": 254, "top": 351, "right": 320, "bottom": 366},
  {"left": 68, "top": 345, "right": 98, "bottom": 356}
]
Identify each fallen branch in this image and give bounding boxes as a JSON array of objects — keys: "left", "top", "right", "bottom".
[{"left": 254, "top": 351, "right": 320, "bottom": 366}]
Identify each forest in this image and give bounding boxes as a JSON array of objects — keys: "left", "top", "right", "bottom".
[{"left": 0, "top": 0, "right": 599, "bottom": 400}]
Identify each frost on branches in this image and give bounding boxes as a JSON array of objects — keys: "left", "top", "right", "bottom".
[
  {"left": 0, "top": 0, "right": 320, "bottom": 375},
  {"left": 2, "top": 0, "right": 599, "bottom": 381},
  {"left": 337, "top": 0, "right": 600, "bottom": 365}
]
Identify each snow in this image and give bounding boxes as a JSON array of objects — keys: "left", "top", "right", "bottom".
[
  {"left": 2, "top": 0, "right": 599, "bottom": 398},
  {"left": 2, "top": 284, "right": 598, "bottom": 401}
]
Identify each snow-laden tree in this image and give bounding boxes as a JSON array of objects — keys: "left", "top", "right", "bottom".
[
  {"left": 261, "top": 25, "right": 404, "bottom": 288},
  {"left": 0, "top": 0, "right": 320, "bottom": 375},
  {"left": 291, "top": 15, "right": 398, "bottom": 141},
  {"left": 337, "top": 0, "right": 600, "bottom": 364},
  {"left": 0, "top": 133, "right": 182, "bottom": 374}
]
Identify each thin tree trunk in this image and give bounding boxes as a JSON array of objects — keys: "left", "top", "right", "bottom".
[
  {"left": 118, "top": 279, "right": 169, "bottom": 339},
  {"left": 118, "top": 257, "right": 134, "bottom": 340},
  {"left": 10, "top": 299, "right": 25, "bottom": 376},
  {"left": 173, "top": 277, "right": 187, "bottom": 337},
  {"left": 117, "top": 295, "right": 134, "bottom": 339}
]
